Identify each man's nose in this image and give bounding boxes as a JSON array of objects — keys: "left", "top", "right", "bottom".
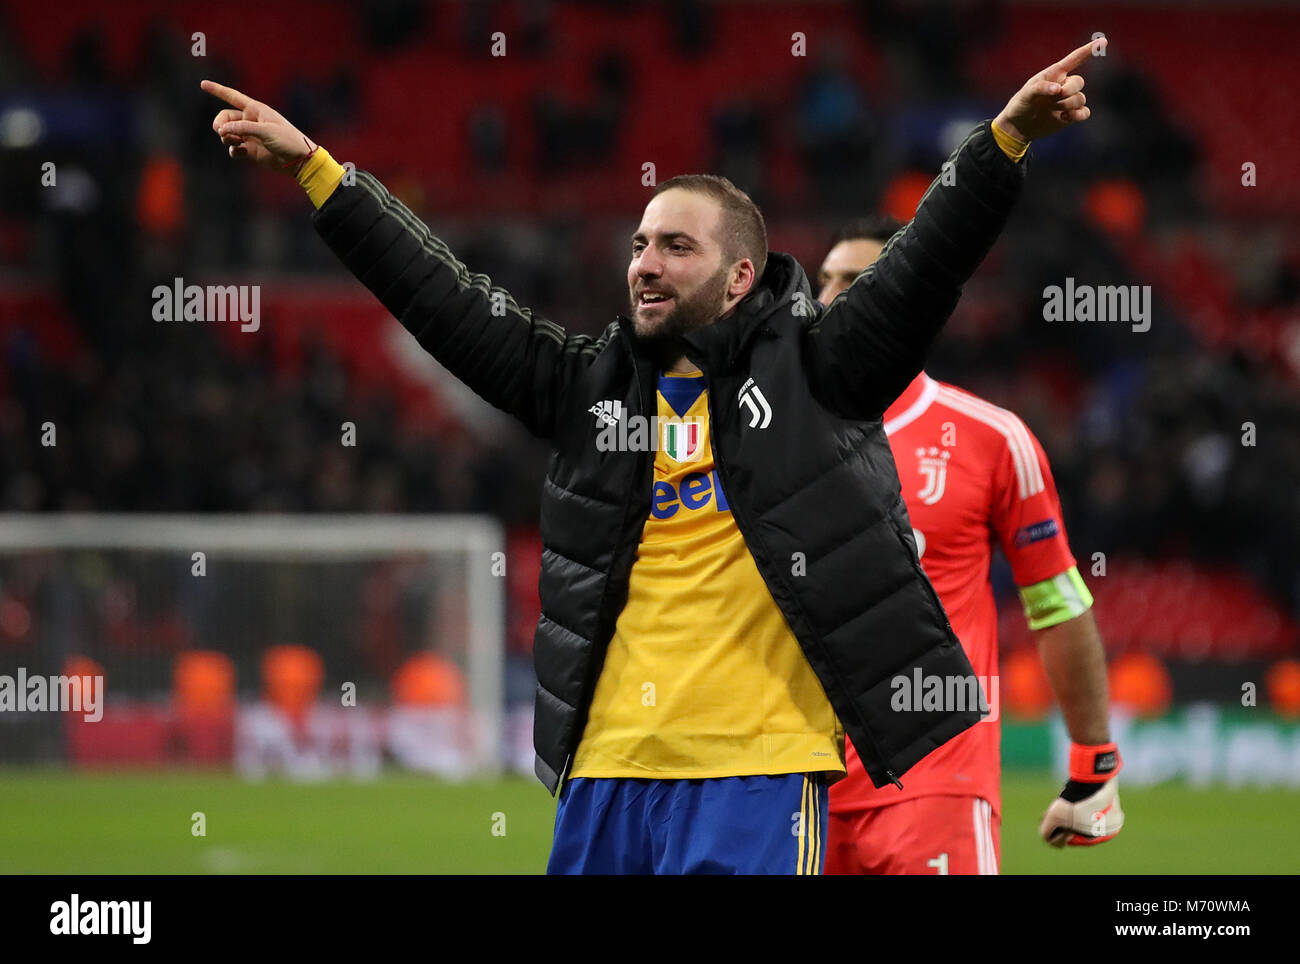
[{"left": 636, "top": 250, "right": 663, "bottom": 277}]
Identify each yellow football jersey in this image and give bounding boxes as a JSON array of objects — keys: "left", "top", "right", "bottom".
[{"left": 570, "top": 370, "right": 844, "bottom": 780}]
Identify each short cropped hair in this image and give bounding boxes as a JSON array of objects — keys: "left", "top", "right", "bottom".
[
  {"left": 830, "top": 215, "right": 905, "bottom": 248},
  {"left": 653, "top": 174, "right": 768, "bottom": 282}
]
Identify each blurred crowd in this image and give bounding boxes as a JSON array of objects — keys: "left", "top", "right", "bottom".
[{"left": 1, "top": 322, "right": 543, "bottom": 522}]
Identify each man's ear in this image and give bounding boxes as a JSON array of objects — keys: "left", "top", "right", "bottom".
[{"left": 730, "top": 258, "right": 756, "bottom": 299}]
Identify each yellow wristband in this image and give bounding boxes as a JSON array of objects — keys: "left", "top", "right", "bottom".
[
  {"left": 297, "top": 146, "right": 346, "bottom": 209},
  {"left": 991, "top": 119, "right": 1029, "bottom": 162}
]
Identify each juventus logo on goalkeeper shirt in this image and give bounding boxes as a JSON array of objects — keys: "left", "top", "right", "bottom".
[{"left": 915, "top": 447, "right": 952, "bottom": 505}]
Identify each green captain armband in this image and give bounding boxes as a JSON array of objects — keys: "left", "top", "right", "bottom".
[{"left": 1018, "top": 566, "right": 1094, "bottom": 631}]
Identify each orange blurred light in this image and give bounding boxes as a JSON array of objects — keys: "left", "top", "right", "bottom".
[
  {"left": 1265, "top": 658, "right": 1300, "bottom": 719},
  {"left": 1001, "top": 647, "right": 1053, "bottom": 720},
  {"left": 1084, "top": 179, "right": 1146, "bottom": 238},
  {"left": 136, "top": 154, "right": 185, "bottom": 237},
  {"left": 1108, "top": 651, "right": 1172, "bottom": 718},
  {"left": 62, "top": 654, "right": 104, "bottom": 681},
  {"left": 880, "top": 171, "right": 932, "bottom": 224},
  {"left": 261, "top": 644, "right": 324, "bottom": 722},
  {"left": 174, "top": 650, "right": 236, "bottom": 718},
  {"left": 391, "top": 652, "right": 466, "bottom": 708}
]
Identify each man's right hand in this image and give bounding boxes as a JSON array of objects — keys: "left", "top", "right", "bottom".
[
  {"left": 202, "top": 80, "right": 316, "bottom": 173},
  {"left": 1039, "top": 742, "right": 1125, "bottom": 847}
]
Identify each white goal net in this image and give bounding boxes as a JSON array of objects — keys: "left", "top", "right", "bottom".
[{"left": 0, "top": 514, "right": 506, "bottom": 778}]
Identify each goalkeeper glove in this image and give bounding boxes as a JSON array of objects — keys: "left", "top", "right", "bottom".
[{"left": 1039, "top": 741, "right": 1124, "bottom": 847}]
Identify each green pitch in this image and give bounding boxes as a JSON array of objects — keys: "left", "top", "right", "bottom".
[{"left": 0, "top": 768, "right": 1295, "bottom": 874}]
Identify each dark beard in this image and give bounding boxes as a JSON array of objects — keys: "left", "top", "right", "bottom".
[{"left": 629, "top": 264, "right": 730, "bottom": 370}]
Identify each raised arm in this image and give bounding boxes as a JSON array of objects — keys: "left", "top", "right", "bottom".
[
  {"left": 202, "top": 80, "right": 601, "bottom": 440},
  {"left": 804, "top": 39, "right": 1103, "bottom": 421}
]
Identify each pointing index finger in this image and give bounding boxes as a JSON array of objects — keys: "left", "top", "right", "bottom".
[
  {"left": 1053, "top": 37, "right": 1104, "bottom": 76},
  {"left": 201, "top": 80, "right": 251, "bottom": 110}
]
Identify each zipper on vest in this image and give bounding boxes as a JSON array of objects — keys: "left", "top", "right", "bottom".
[{"left": 699, "top": 353, "right": 907, "bottom": 794}]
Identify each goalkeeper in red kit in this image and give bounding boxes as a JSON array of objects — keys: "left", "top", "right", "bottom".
[{"left": 816, "top": 219, "right": 1123, "bottom": 875}]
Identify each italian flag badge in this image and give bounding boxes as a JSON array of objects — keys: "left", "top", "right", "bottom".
[{"left": 661, "top": 418, "right": 705, "bottom": 462}]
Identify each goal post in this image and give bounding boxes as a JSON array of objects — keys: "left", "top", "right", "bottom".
[{"left": 0, "top": 514, "right": 507, "bottom": 776}]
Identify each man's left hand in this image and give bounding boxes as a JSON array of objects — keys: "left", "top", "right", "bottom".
[
  {"left": 1040, "top": 741, "right": 1125, "bottom": 847},
  {"left": 995, "top": 37, "right": 1105, "bottom": 143}
]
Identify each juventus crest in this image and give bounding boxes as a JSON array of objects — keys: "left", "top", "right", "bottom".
[{"left": 914, "top": 446, "right": 952, "bottom": 505}]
